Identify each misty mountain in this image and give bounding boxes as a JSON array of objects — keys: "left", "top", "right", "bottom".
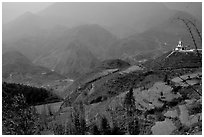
[
  {"left": 3, "top": 21, "right": 118, "bottom": 61},
  {"left": 34, "top": 40, "right": 99, "bottom": 78},
  {"left": 2, "top": 50, "right": 65, "bottom": 85},
  {"left": 53, "top": 24, "right": 118, "bottom": 59},
  {"left": 3, "top": 12, "right": 44, "bottom": 42},
  {"left": 38, "top": 2, "right": 173, "bottom": 37},
  {"left": 2, "top": 51, "right": 32, "bottom": 66},
  {"left": 3, "top": 23, "right": 118, "bottom": 78},
  {"left": 32, "top": 24, "right": 119, "bottom": 78},
  {"left": 108, "top": 10, "right": 202, "bottom": 59},
  {"left": 3, "top": 3, "right": 201, "bottom": 61},
  {"left": 2, "top": 3, "right": 202, "bottom": 79},
  {"left": 3, "top": 2, "right": 174, "bottom": 40}
]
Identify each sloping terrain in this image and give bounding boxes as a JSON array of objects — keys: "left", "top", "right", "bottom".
[
  {"left": 3, "top": 82, "right": 62, "bottom": 106},
  {"left": 2, "top": 3, "right": 202, "bottom": 135},
  {"left": 144, "top": 50, "right": 202, "bottom": 70},
  {"left": 60, "top": 59, "right": 130, "bottom": 101},
  {"left": 52, "top": 50, "right": 202, "bottom": 135},
  {"left": 60, "top": 50, "right": 201, "bottom": 106},
  {"left": 34, "top": 40, "right": 99, "bottom": 79},
  {"left": 2, "top": 50, "right": 65, "bottom": 87}
]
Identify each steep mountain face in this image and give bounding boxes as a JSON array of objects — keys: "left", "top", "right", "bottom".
[
  {"left": 31, "top": 24, "right": 119, "bottom": 78},
  {"left": 2, "top": 50, "right": 65, "bottom": 86},
  {"left": 34, "top": 41, "right": 99, "bottom": 78},
  {"left": 59, "top": 24, "right": 118, "bottom": 59}
]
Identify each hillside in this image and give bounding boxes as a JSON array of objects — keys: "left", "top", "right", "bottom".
[
  {"left": 51, "top": 50, "right": 202, "bottom": 135},
  {"left": 2, "top": 3, "right": 202, "bottom": 135},
  {"left": 60, "top": 50, "right": 201, "bottom": 106},
  {"left": 3, "top": 82, "right": 62, "bottom": 106},
  {"left": 144, "top": 50, "right": 202, "bottom": 70},
  {"left": 34, "top": 40, "right": 99, "bottom": 79},
  {"left": 2, "top": 50, "right": 66, "bottom": 87}
]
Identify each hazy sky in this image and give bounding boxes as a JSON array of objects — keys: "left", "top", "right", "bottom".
[{"left": 2, "top": 2, "right": 201, "bottom": 24}]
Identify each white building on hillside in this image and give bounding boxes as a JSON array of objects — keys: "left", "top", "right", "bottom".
[
  {"left": 174, "top": 40, "right": 202, "bottom": 52},
  {"left": 175, "top": 40, "right": 186, "bottom": 51}
]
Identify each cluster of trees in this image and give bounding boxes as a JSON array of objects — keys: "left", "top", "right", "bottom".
[
  {"left": 2, "top": 82, "right": 62, "bottom": 106},
  {"left": 2, "top": 88, "right": 39, "bottom": 134},
  {"left": 2, "top": 82, "right": 62, "bottom": 135},
  {"left": 2, "top": 82, "right": 150, "bottom": 135},
  {"left": 50, "top": 87, "right": 148, "bottom": 135}
]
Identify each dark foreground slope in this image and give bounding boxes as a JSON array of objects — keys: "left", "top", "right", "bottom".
[
  {"left": 2, "top": 82, "right": 63, "bottom": 135},
  {"left": 2, "top": 82, "right": 62, "bottom": 106}
]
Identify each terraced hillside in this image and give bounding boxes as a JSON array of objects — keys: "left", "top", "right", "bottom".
[
  {"left": 49, "top": 50, "right": 202, "bottom": 135},
  {"left": 5, "top": 51, "right": 201, "bottom": 135}
]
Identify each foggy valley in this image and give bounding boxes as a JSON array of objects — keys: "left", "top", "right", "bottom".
[{"left": 2, "top": 2, "right": 202, "bottom": 135}]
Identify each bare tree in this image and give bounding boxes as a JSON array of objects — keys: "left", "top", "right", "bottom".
[
  {"left": 176, "top": 17, "right": 201, "bottom": 58},
  {"left": 185, "top": 18, "right": 202, "bottom": 42}
]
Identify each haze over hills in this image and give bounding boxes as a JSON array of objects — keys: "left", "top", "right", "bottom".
[
  {"left": 34, "top": 40, "right": 99, "bottom": 78},
  {"left": 3, "top": 2, "right": 177, "bottom": 41},
  {"left": 2, "top": 3, "right": 202, "bottom": 135},
  {"left": 2, "top": 2, "right": 202, "bottom": 78},
  {"left": 38, "top": 3, "right": 172, "bottom": 37},
  {"left": 108, "top": 10, "right": 202, "bottom": 59},
  {"left": 2, "top": 50, "right": 66, "bottom": 86}
]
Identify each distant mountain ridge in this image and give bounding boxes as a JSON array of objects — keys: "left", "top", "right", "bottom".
[
  {"left": 108, "top": 10, "right": 202, "bottom": 59},
  {"left": 2, "top": 3, "right": 201, "bottom": 79}
]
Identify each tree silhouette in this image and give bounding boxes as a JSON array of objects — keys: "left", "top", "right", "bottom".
[
  {"left": 2, "top": 92, "right": 38, "bottom": 135},
  {"left": 124, "top": 87, "right": 136, "bottom": 117},
  {"left": 90, "top": 116, "right": 125, "bottom": 135},
  {"left": 124, "top": 87, "right": 140, "bottom": 134},
  {"left": 100, "top": 116, "right": 111, "bottom": 134},
  {"left": 71, "top": 101, "right": 86, "bottom": 134},
  {"left": 92, "top": 125, "right": 100, "bottom": 135}
]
